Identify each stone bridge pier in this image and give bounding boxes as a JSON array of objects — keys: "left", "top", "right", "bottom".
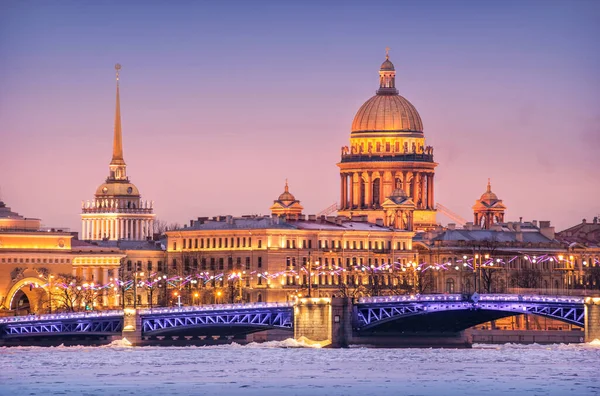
[
  {"left": 293, "top": 297, "right": 353, "bottom": 348},
  {"left": 122, "top": 308, "right": 142, "bottom": 346},
  {"left": 585, "top": 297, "right": 600, "bottom": 343}
]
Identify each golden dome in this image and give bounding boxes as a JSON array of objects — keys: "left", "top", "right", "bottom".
[
  {"left": 277, "top": 180, "right": 296, "bottom": 202},
  {"left": 95, "top": 181, "right": 140, "bottom": 197},
  {"left": 479, "top": 180, "right": 498, "bottom": 203},
  {"left": 351, "top": 94, "right": 423, "bottom": 133}
]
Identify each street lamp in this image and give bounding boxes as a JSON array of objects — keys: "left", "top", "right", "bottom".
[
  {"left": 133, "top": 272, "right": 144, "bottom": 309},
  {"left": 173, "top": 291, "right": 182, "bottom": 307},
  {"left": 216, "top": 290, "right": 222, "bottom": 304},
  {"left": 193, "top": 292, "right": 199, "bottom": 305},
  {"left": 48, "top": 275, "right": 54, "bottom": 314}
]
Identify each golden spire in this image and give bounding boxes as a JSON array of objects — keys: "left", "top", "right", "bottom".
[
  {"left": 284, "top": 179, "right": 289, "bottom": 193},
  {"left": 385, "top": 46, "right": 390, "bottom": 60},
  {"left": 111, "top": 63, "right": 125, "bottom": 166},
  {"left": 487, "top": 178, "right": 491, "bottom": 192}
]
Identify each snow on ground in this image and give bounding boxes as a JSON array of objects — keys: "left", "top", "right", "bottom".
[{"left": 1, "top": 340, "right": 599, "bottom": 396}]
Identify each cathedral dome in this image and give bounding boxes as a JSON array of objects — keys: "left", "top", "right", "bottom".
[
  {"left": 351, "top": 94, "right": 423, "bottom": 133},
  {"left": 380, "top": 58, "right": 395, "bottom": 71},
  {"left": 95, "top": 181, "right": 140, "bottom": 197}
]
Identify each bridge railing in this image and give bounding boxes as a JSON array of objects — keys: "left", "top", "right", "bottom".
[
  {"left": 0, "top": 309, "right": 125, "bottom": 324},
  {"left": 138, "top": 302, "right": 294, "bottom": 315},
  {"left": 478, "top": 294, "right": 585, "bottom": 304},
  {"left": 358, "top": 294, "right": 464, "bottom": 304}
]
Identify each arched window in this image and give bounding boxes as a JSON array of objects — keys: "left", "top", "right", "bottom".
[
  {"left": 446, "top": 278, "right": 455, "bottom": 293},
  {"left": 257, "top": 293, "right": 262, "bottom": 303}
]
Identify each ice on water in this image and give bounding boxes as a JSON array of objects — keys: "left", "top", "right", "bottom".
[{"left": 1, "top": 340, "right": 599, "bottom": 396}]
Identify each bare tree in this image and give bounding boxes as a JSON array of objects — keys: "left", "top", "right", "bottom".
[
  {"left": 51, "top": 274, "right": 103, "bottom": 312},
  {"left": 584, "top": 266, "right": 600, "bottom": 291},
  {"left": 510, "top": 267, "right": 543, "bottom": 289},
  {"left": 153, "top": 218, "right": 182, "bottom": 237},
  {"left": 336, "top": 273, "right": 366, "bottom": 299}
]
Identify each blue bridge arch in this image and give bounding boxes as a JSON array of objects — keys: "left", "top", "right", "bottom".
[{"left": 355, "top": 294, "right": 585, "bottom": 332}]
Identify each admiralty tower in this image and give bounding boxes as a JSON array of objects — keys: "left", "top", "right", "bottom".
[
  {"left": 337, "top": 50, "right": 437, "bottom": 231},
  {"left": 81, "top": 64, "right": 155, "bottom": 241}
]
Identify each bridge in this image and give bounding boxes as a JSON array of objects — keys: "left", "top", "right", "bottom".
[{"left": 0, "top": 294, "right": 598, "bottom": 347}]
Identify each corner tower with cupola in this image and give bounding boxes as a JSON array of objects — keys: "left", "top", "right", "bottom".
[
  {"left": 81, "top": 64, "right": 155, "bottom": 241},
  {"left": 337, "top": 50, "right": 437, "bottom": 230},
  {"left": 473, "top": 179, "right": 506, "bottom": 229},
  {"left": 270, "top": 180, "right": 304, "bottom": 217}
]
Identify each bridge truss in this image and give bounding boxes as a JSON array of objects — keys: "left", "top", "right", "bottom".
[
  {"left": 355, "top": 294, "right": 586, "bottom": 330},
  {"left": 2, "top": 317, "right": 123, "bottom": 337},
  {"left": 142, "top": 308, "right": 293, "bottom": 334}
]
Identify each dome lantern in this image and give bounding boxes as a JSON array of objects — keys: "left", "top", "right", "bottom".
[{"left": 377, "top": 47, "right": 398, "bottom": 95}]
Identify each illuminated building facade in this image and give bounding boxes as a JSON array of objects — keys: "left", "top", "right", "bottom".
[
  {"left": 0, "top": 201, "right": 124, "bottom": 315},
  {"left": 165, "top": 212, "right": 416, "bottom": 304},
  {"left": 81, "top": 64, "right": 155, "bottom": 241},
  {"left": 337, "top": 50, "right": 436, "bottom": 231}
]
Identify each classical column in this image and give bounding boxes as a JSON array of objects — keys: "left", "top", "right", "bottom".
[
  {"left": 365, "top": 171, "right": 372, "bottom": 209},
  {"left": 136, "top": 219, "right": 141, "bottom": 240},
  {"left": 340, "top": 173, "right": 346, "bottom": 210},
  {"left": 357, "top": 173, "right": 364, "bottom": 209},
  {"left": 412, "top": 172, "right": 419, "bottom": 207},
  {"left": 93, "top": 267, "right": 100, "bottom": 283},
  {"left": 91, "top": 219, "right": 95, "bottom": 240},
  {"left": 403, "top": 171, "right": 410, "bottom": 196},
  {"left": 419, "top": 174, "right": 425, "bottom": 209},
  {"left": 429, "top": 173, "right": 435, "bottom": 209},
  {"left": 349, "top": 173, "right": 355, "bottom": 209},
  {"left": 426, "top": 174, "right": 433, "bottom": 209},
  {"left": 379, "top": 172, "right": 385, "bottom": 205}
]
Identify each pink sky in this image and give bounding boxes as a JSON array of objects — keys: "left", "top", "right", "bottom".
[{"left": 1, "top": 1, "right": 598, "bottom": 233}]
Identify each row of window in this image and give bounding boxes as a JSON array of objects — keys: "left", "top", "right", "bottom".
[
  {"left": 283, "top": 273, "right": 412, "bottom": 287},
  {"left": 125, "top": 257, "right": 263, "bottom": 273},
  {"left": 318, "top": 240, "right": 408, "bottom": 251},
  {"left": 0, "top": 257, "right": 70, "bottom": 264},
  {"left": 286, "top": 256, "right": 407, "bottom": 268},
  {"left": 177, "top": 237, "right": 258, "bottom": 251}
]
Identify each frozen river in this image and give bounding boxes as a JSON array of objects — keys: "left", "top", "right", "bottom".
[{"left": 1, "top": 340, "right": 599, "bottom": 396}]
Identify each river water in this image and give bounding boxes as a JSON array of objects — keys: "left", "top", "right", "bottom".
[{"left": 1, "top": 340, "right": 599, "bottom": 396}]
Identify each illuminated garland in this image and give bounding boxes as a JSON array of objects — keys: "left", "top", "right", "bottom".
[{"left": 28, "top": 254, "right": 599, "bottom": 292}]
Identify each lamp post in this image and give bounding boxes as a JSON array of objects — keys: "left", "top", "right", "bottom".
[
  {"left": 474, "top": 254, "right": 479, "bottom": 294},
  {"left": 173, "top": 291, "right": 182, "bottom": 307},
  {"left": 48, "top": 275, "right": 54, "bottom": 314},
  {"left": 133, "top": 272, "right": 144, "bottom": 309}
]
